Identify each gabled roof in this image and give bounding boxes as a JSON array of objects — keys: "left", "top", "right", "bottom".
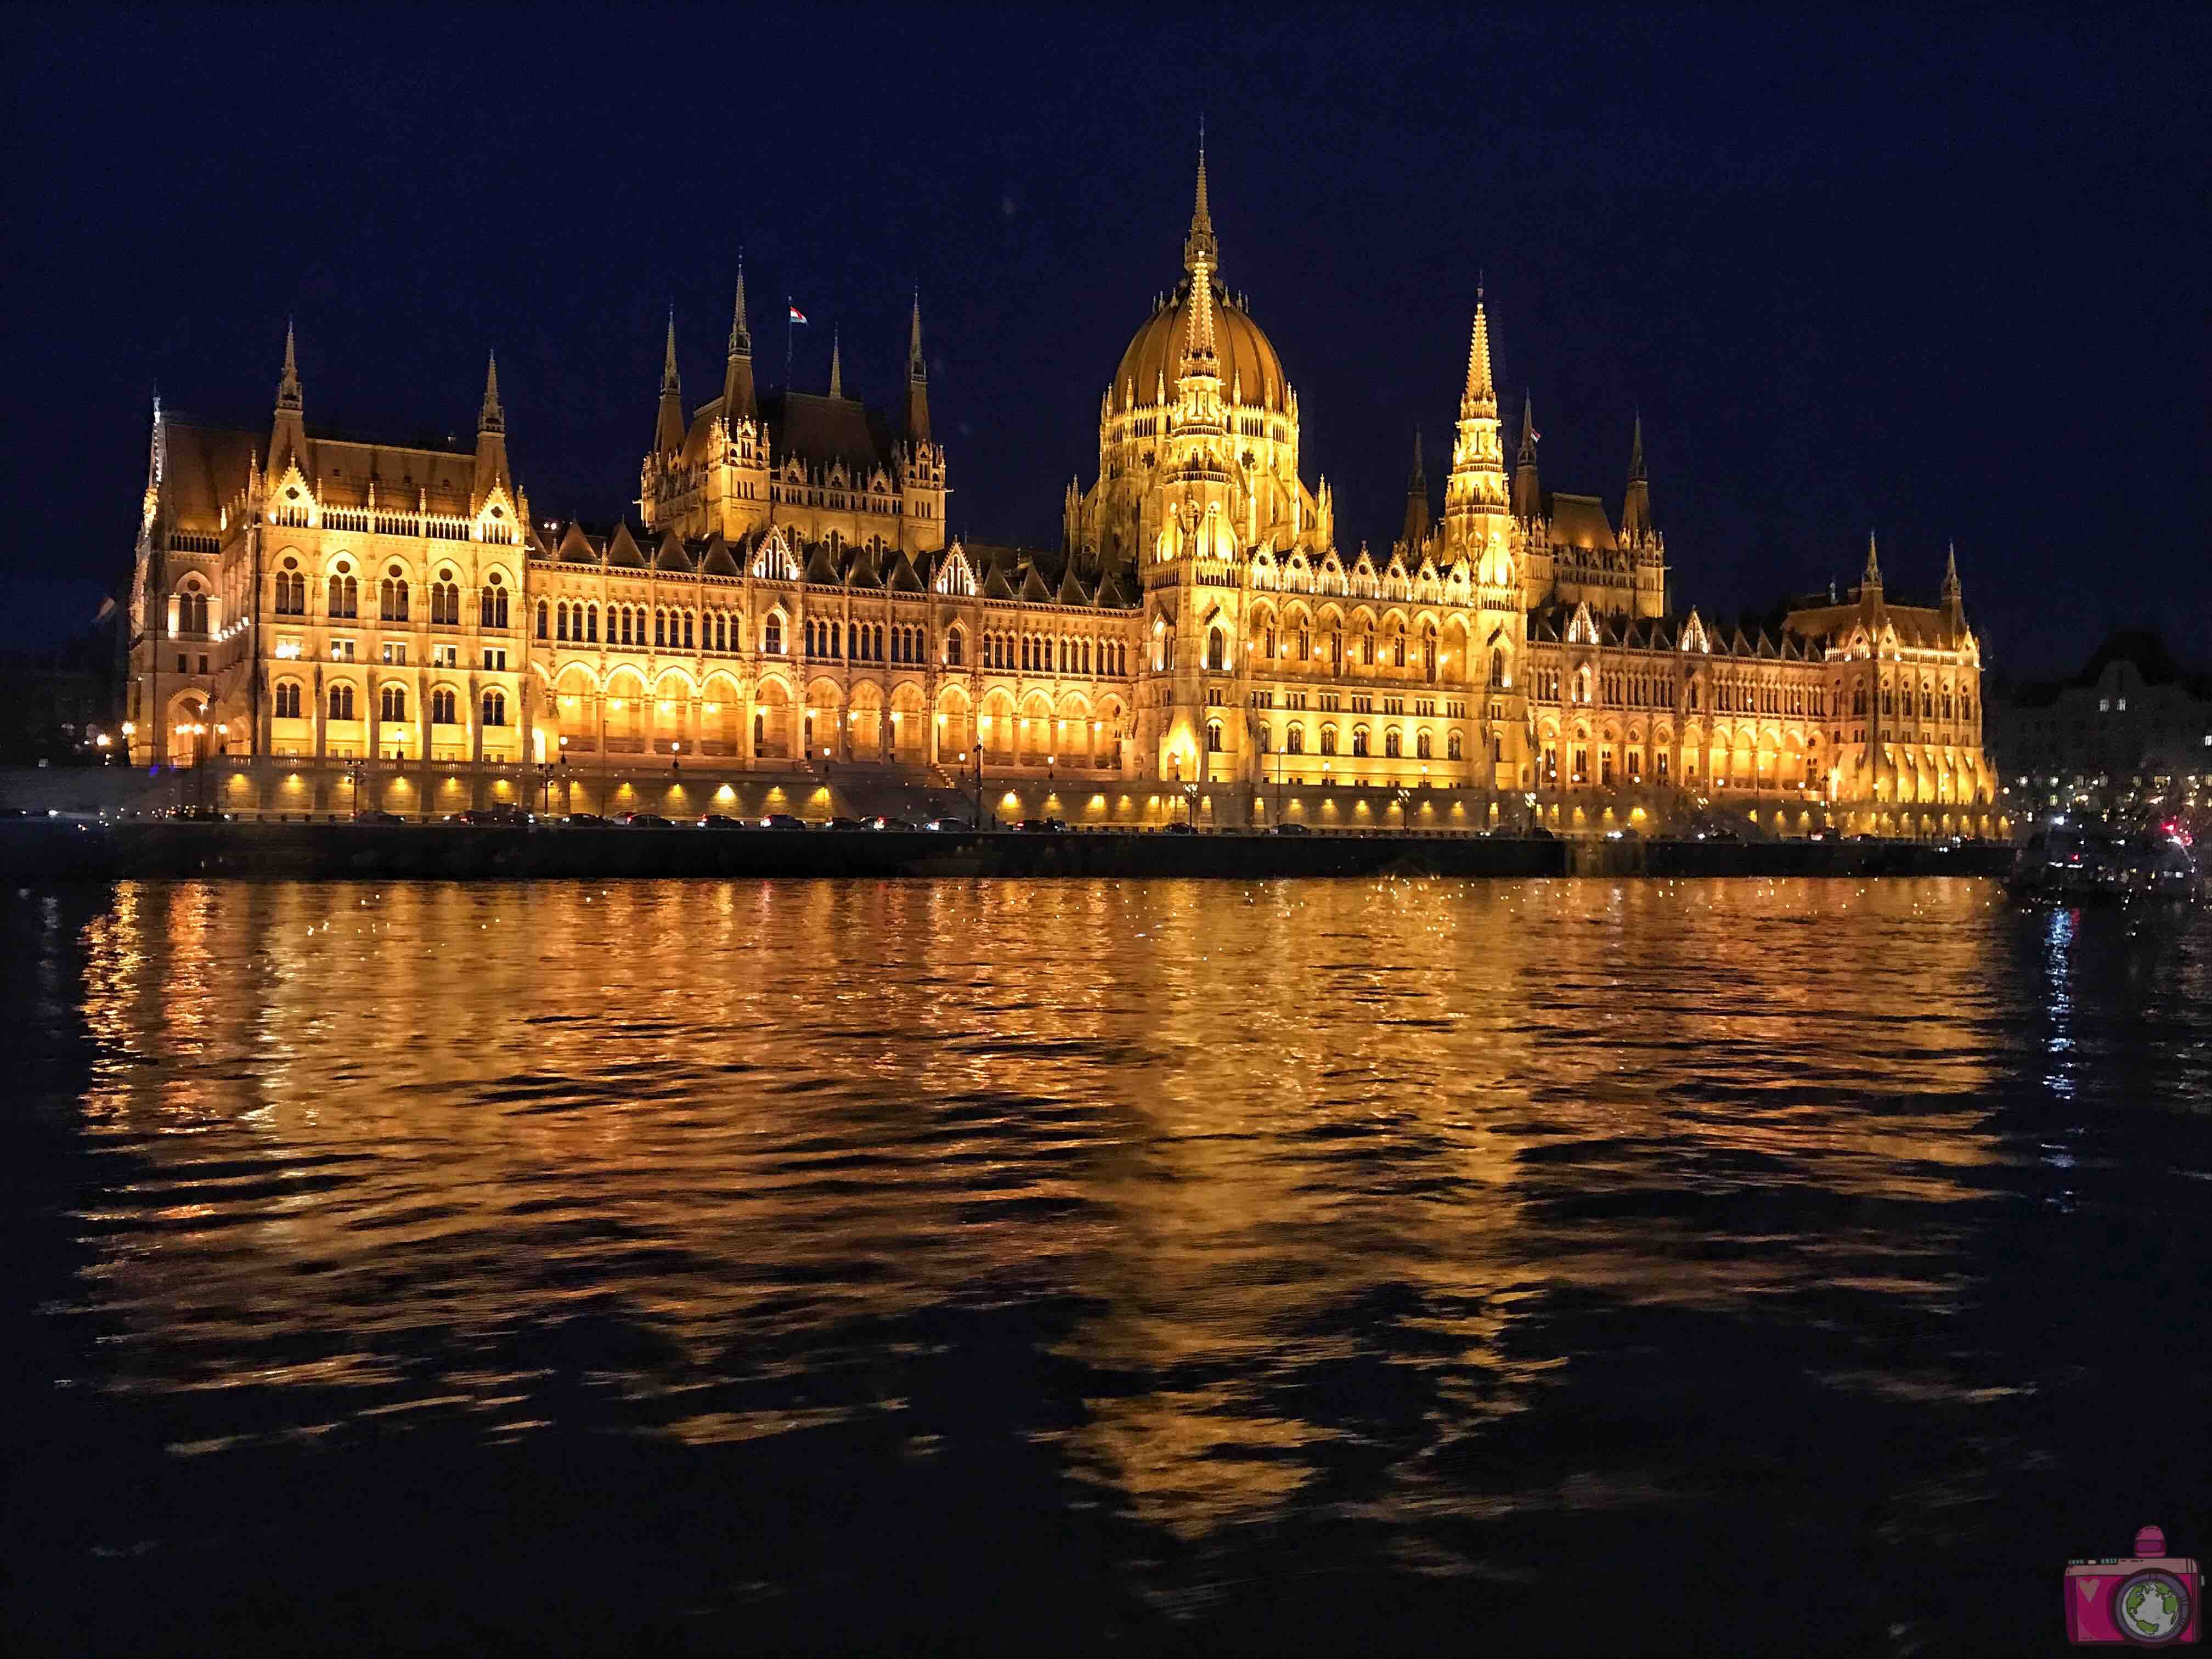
[
  {"left": 1094, "top": 570, "right": 1137, "bottom": 610},
  {"left": 1057, "top": 563, "right": 1092, "bottom": 605},
  {"left": 1020, "top": 565, "right": 1054, "bottom": 603},
  {"left": 803, "top": 539, "right": 842, "bottom": 584},
  {"left": 1545, "top": 492, "right": 1617, "bottom": 551}
]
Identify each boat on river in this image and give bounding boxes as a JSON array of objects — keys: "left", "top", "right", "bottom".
[{"left": 2007, "top": 825, "right": 2201, "bottom": 904}]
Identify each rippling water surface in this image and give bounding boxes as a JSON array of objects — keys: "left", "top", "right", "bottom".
[{"left": 6, "top": 877, "right": 2210, "bottom": 1655}]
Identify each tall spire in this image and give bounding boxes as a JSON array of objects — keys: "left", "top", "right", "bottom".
[
  {"left": 479, "top": 351, "right": 504, "bottom": 435},
  {"left": 905, "top": 290, "right": 930, "bottom": 446},
  {"left": 1622, "top": 413, "right": 1652, "bottom": 541},
  {"left": 828, "top": 329, "right": 843, "bottom": 399},
  {"left": 1400, "top": 425, "right": 1431, "bottom": 551},
  {"left": 276, "top": 318, "right": 302, "bottom": 412},
  {"left": 1512, "top": 391, "right": 1542, "bottom": 520},
  {"left": 1862, "top": 530, "right": 1883, "bottom": 590},
  {"left": 267, "top": 319, "right": 307, "bottom": 475},
  {"left": 654, "top": 308, "right": 686, "bottom": 455},
  {"left": 728, "top": 259, "right": 751, "bottom": 357},
  {"left": 722, "top": 261, "right": 757, "bottom": 422},
  {"left": 1460, "top": 296, "right": 1497, "bottom": 418},
  {"left": 1182, "top": 125, "right": 1218, "bottom": 276}
]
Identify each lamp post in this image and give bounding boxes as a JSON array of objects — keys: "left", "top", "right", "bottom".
[
  {"left": 1393, "top": 786, "right": 1410, "bottom": 833},
  {"left": 1183, "top": 781, "right": 1199, "bottom": 828}
]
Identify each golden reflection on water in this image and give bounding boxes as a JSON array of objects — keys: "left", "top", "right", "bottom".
[{"left": 71, "top": 877, "right": 2008, "bottom": 1542}]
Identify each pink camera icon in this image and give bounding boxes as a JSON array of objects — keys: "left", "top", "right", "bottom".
[{"left": 2067, "top": 1525, "right": 2200, "bottom": 1645}]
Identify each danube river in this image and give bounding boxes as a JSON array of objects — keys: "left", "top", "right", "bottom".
[{"left": 5, "top": 878, "right": 2208, "bottom": 1655}]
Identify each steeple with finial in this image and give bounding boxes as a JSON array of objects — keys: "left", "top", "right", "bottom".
[
  {"left": 905, "top": 290, "right": 930, "bottom": 445},
  {"left": 1512, "top": 391, "right": 1542, "bottom": 521},
  {"left": 1183, "top": 119, "right": 1218, "bottom": 277},
  {"left": 268, "top": 319, "right": 308, "bottom": 477},
  {"left": 1444, "top": 284, "right": 1510, "bottom": 554},
  {"left": 1622, "top": 413, "right": 1652, "bottom": 543},
  {"left": 1400, "top": 425, "right": 1431, "bottom": 551},
  {"left": 722, "top": 259, "right": 756, "bottom": 422},
  {"left": 473, "top": 350, "right": 511, "bottom": 508},
  {"left": 654, "top": 309, "right": 686, "bottom": 455},
  {"left": 1861, "top": 530, "right": 1883, "bottom": 596},
  {"left": 1940, "top": 539, "right": 1963, "bottom": 625},
  {"left": 828, "top": 328, "right": 844, "bottom": 400}
]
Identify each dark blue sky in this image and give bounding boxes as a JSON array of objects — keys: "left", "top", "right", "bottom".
[{"left": 9, "top": 5, "right": 2208, "bottom": 676}]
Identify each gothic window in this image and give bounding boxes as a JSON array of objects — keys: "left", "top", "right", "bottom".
[
  {"left": 764, "top": 614, "right": 783, "bottom": 654},
  {"left": 328, "top": 572, "right": 358, "bottom": 619},
  {"left": 831, "top": 622, "right": 843, "bottom": 659},
  {"left": 586, "top": 603, "right": 599, "bottom": 643},
  {"left": 1385, "top": 728, "right": 1402, "bottom": 758},
  {"left": 1447, "top": 729, "right": 1463, "bottom": 761},
  {"left": 1320, "top": 725, "right": 1338, "bottom": 756},
  {"left": 275, "top": 681, "right": 301, "bottom": 719},
  {"left": 275, "top": 561, "right": 306, "bottom": 616},
  {"left": 946, "top": 627, "right": 963, "bottom": 665},
  {"left": 1297, "top": 627, "right": 1311, "bottom": 658},
  {"left": 177, "top": 586, "right": 208, "bottom": 634},
  {"left": 1417, "top": 729, "right": 1432, "bottom": 760},
  {"left": 1206, "top": 721, "right": 1223, "bottom": 753},
  {"left": 1206, "top": 628, "right": 1227, "bottom": 672},
  {"left": 535, "top": 600, "right": 548, "bottom": 640},
  {"left": 654, "top": 611, "right": 667, "bottom": 648},
  {"left": 431, "top": 687, "right": 458, "bottom": 725},
  {"left": 482, "top": 690, "right": 507, "bottom": 727},
  {"left": 1392, "top": 631, "right": 1405, "bottom": 669},
  {"left": 1423, "top": 630, "right": 1436, "bottom": 680},
  {"left": 481, "top": 572, "right": 509, "bottom": 630},
  {"left": 328, "top": 683, "right": 356, "bottom": 721},
  {"left": 1287, "top": 724, "right": 1305, "bottom": 754},
  {"left": 379, "top": 684, "right": 405, "bottom": 723},
  {"left": 1352, "top": 726, "right": 1370, "bottom": 758},
  {"left": 1361, "top": 628, "right": 1374, "bottom": 667},
  {"left": 431, "top": 571, "right": 460, "bottom": 627}
]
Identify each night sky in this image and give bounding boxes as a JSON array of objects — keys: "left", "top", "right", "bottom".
[{"left": 9, "top": 7, "right": 2208, "bottom": 678}]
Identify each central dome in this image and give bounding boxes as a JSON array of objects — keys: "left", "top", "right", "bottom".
[{"left": 1113, "top": 278, "right": 1287, "bottom": 411}]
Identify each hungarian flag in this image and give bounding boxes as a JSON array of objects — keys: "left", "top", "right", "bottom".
[{"left": 788, "top": 304, "right": 808, "bottom": 325}]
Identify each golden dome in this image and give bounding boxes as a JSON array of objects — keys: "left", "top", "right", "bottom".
[{"left": 1112, "top": 278, "right": 1288, "bottom": 411}]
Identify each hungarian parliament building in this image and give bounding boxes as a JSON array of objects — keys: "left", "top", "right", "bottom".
[{"left": 125, "top": 154, "right": 2000, "bottom": 837}]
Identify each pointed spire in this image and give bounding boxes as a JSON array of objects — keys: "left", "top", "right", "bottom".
[
  {"left": 276, "top": 318, "right": 302, "bottom": 411},
  {"left": 728, "top": 259, "right": 751, "bottom": 357},
  {"left": 1862, "top": 531, "right": 1883, "bottom": 589},
  {"left": 1410, "top": 424, "right": 1426, "bottom": 487},
  {"left": 1460, "top": 300, "right": 1496, "bottom": 417},
  {"left": 1400, "top": 425, "right": 1431, "bottom": 551},
  {"left": 1182, "top": 124, "right": 1219, "bottom": 276},
  {"left": 908, "top": 289, "right": 925, "bottom": 379},
  {"left": 654, "top": 309, "right": 686, "bottom": 456},
  {"left": 267, "top": 320, "right": 308, "bottom": 475},
  {"left": 1944, "top": 539, "right": 1960, "bottom": 589},
  {"left": 828, "top": 329, "right": 843, "bottom": 399},
  {"left": 1513, "top": 392, "right": 1543, "bottom": 521},
  {"left": 479, "top": 351, "right": 504, "bottom": 434},
  {"left": 1622, "top": 413, "right": 1653, "bottom": 542},
  {"left": 905, "top": 292, "right": 931, "bottom": 445}
]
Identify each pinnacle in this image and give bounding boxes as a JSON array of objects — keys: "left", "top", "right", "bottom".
[
  {"left": 1519, "top": 391, "right": 1538, "bottom": 459},
  {"left": 662, "top": 308, "right": 680, "bottom": 393},
  {"left": 480, "top": 351, "right": 504, "bottom": 432},
  {"left": 829, "top": 329, "right": 843, "bottom": 399},
  {"left": 276, "top": 318, "right": 303, "bottom": 410},
  {"left": 1628, "top": 411, "right": 1646, "bottom": 481},
  {"left": 729, "top": 259, "right": 751, "bottom": 354},
  {"left": 909, "top": 288, "right": 924, "bottom": 376},
  {"left": 1183, "top": 127, "right": 1220, "bottom": 276},
  {"left": 1461, "top": 301, "right": 1496, "bottom": 414},
  {"left": 1864, "top": 530, "right": 1882, "bottom": 584}
]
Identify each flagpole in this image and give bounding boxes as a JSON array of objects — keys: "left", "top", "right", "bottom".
[{"left": 786, "top": 294, "right": 794, "bottom": 389}]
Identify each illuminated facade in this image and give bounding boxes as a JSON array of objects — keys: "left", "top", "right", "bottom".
[{"left": 125, "top": 153, "right": 1999, "bottom": 836}]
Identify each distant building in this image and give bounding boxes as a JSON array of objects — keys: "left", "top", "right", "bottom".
[
  {"left": 0, "top": 633, "right": 117, "bottom": 766},
  {"left": 1988, "top": 630, "right": 2212, "bottom": 822},
  {"left": 121, "top": 150, "right": 2000, "bottom": 835}
]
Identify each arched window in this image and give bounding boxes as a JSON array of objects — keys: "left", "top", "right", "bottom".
[
  {"left": 379, "top": 684, "right": 405, "bottom": 723},
  {"left": 481, "top": 572, "right": 507, "bottom": 630},
  {"left": 482, "top": 690, "right": 506, "bottom": 727},
  {"left": 431, "top": 570, "right": 460, "bottom": 626},
  {"left": 765, "top": 614, "right": 783, "bottom": 654},
  {"left": 1206, "top": 721, "right": 1223, "bottom": 753},
  {"left": 275, "top": 681, "right": 301, "bottom": 719},
  {"left": 684, "top": 612, "right": 695, "bottom": 650},
  {"left": 946, "top": 627, "right": 963, "bottom": 665},
  {"left": 654, "top": 610, "right": 667, "bottom": 648},
  {"left": 1352, "top": 726, "right": 1370, "bottom": 758},
  {"left": 586, "top": 603, "right": 600, "bottom": 643},
  {"left": 1361, "top": 627, "right": 1374, "bottom": 666},
  {"left": 1206, "top": 628, "right": 1226, "bottom": 672},
  {"left": 382, "top": 567, "right": 410, "bottom": 621},
  {"left": 1490, "top": 648, "right": 1504, "bottom": 687},
  {"left": 328, "top": 683, "right": 356, "bottom": 721},
  {"left": 328, "top": 571, "right": 358, "bottom": 619},
  {"left": 1423, "top": 629, "right": 1436, "bottom": 680},
  {"left": 1392, "top": 631, "right": 1406, "bottom": 668},
  {"left": 535, "top": 600, "right": 548, "bottom": 639},
  {"left": 1320, "top": 725, "right": 1338, "bottom": 756},
  {"left": 1385, "top": 728, "right": 1402, "bottom": 758},
  {"left": 1417, "top": 729, "right": 1432, "bottom": 760},
  {"left": 1286, "top": 724, "right": 1305, "bottom": 754},
  {"left": 1448, "top": 729, "right": 1463, "bottom": 761},
  {"left": 177, "top": 585, "right": 208, "bottom": 634},
  {"left": 275, "top": 557, "right": 306, "bottom": 616},
  {"left": 431, "top": 687, "right": 458, "bottom": 725}
]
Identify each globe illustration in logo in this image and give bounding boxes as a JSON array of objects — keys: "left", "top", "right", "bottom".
[{"left": 2117, "top": 1569, "right": 2190, "bottom": 1643}]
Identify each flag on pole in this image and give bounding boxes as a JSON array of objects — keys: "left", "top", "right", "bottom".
[{"left": 788, "top": 304, "right": 808, "bottom": 325}]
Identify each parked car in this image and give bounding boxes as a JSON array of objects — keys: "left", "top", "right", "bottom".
[
  {"left": 453, "top": 806, "right": 531, "bottom": 826},
  {"left": 353, "top": 810, "right": 404, "bottom": 825},
  {"left": 1163, "top": 821, "right": 1198, "bottom": 836},
  {"left": 564, "top": 811, "right": 607, "bottom": 826},
  {"left": 1271, "top": 821, "right": 1310, "bottom": 836},
  {"left": 825, "top": 816, "right": 868, "bottom": 831},
  {"left": 922, "top": 816, "right": 973, "bottom": 832},
  {"left": 866, "top": 815, "right": 917, "bottom": 831},
  {"left": 759, "top": 813, "right": 807, "bottom": 830},
  {"left": 623, "top": 812, "right": 676, "bottom": 828},
  {"left": 170, "top": 804, "right": 223, "bottom": 821},
  {"left": 698, "top": 814, "right": 747, "bottom": 829},
  {"left": 1016, "top": 817, "right": 1068, "bottom": 833}
]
